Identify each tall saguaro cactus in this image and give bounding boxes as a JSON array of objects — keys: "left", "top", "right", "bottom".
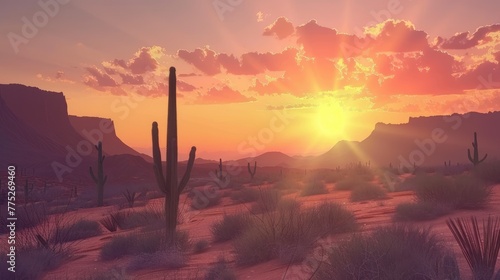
[
  {"left": 468, "top": 132, "right": 487, "bottom": 166},
  {"left": 247, "top": 161, "right": 257, "bottom": 180},
  {"left": 90, "top": 141, "right": 107, "bottom": 207},
  {"left": 152, "top": 66, "right": 196, "bottom": 248}
]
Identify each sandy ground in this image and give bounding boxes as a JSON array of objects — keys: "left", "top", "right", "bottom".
[{"left": 37, "top": 182, "right": 500, "bottom": 280}]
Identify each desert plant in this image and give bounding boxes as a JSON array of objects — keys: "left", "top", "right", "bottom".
[
  {"left": 473, "top": 160, "right": 500, "bottom": 184},
  {"left": 152, "top": 67, "right": 196, "bottom": 248},
  {"left": 315, "top": 225, "right": 459, "bottom": 280},
  {"left": 191, "top": 191, "right": 221, "bottom": 209},
  {"left": 51, "top": 219, "right": 101, "bottom": 243},
  {"left": 447, "top": 216, "right": 500, "bottom": 280},
  {"left": 301, "top": 180, "right": 328, "bottom": 196},
  {"left": 89, "top": 141, "right": 107, "bottom": 207},
  {"left": 211, "top": 213, "right": 250, "bottom": 242},
  {"left": 127, "top": 249, "right": 187, "bottom": 271},
  {"left": 216, "top": 158, "right": 225, "bottom": 181},
  {"left": 193, "top": 239, "right": 210, "bottom": 254},
  {"left": 349, "top": 182, "right": 387, "bottom": 202},
  {"left": 230, "top": 187, "right": 260, "bottom": 203},
  {"left": 122, "top": 189, "right": 138, "bottom": 208},
  {"left": 248, "top": 161, "right": 257, "bottom": 180},
  {"left": 335, "top": 176, "right": 364, "bottom": 191},
  {"left": 250, "top": 188, "right": 281, "bottom": 214},
  {"left": 468, "top": 131, "right": 488, "bottom": 166},
  {"left": 100, "top": 215, "right": 118, "bottom": 232},
  {"left": 204, "top": 256, "right": 237, "bottom": 280}
]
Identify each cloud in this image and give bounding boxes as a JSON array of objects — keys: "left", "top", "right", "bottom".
[
  {"left": 119, "top": 73, "right": 145, "bottom": 85},
  {"left": 437, "top": 24, "right": 500, "bottom": 49},
  {"left": 128, "top": 46, "right": 163, "bottom": 74},
  {"left": 266, "top": 103, "right": 317, "bottom": 110},
  {"left": 365, "top": 20, "right": 430, "bottom": 53},
  {"left": 295, "top": 20, "right": 362, "bottom": 58},
  {"left": 256, "top": 11, "right": 265, "bottom": 22},
  {"left": 177, "top": 80, "right": 197, "bottom": 92},
  {"left": 84, "top": 66, "right": 119, "bottom": 88},
  {"left": 457, "top": 61, "right": 500, "bottom": 90},
  {"left": 178, "top": 47, "right": 298, "bottom": 75},
  {"left": 195, "top": 86, "right": 255, "bottom": 104},
  {"left": 263, "top": 17, "right": 294, "bottom": 39},
  {"left": 178, "top": 72, "right": 201, "bottom": 77},
  {"left": 177, "top": 47, "right": 221, "bottom": 75},
  {"left": 36, "top": 71, "right": 74, "bottom": 84}
]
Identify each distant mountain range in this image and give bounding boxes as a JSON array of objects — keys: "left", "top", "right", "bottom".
[{"left": 1, "top": 84, "right": 499, "bottom": 183}]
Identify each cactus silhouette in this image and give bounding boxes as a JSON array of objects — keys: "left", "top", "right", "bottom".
[
  {"left": 215, "top": 158, "right": 225, "bottom": 181},
  {"left": 152, "top": 66, "right": 196, "bottom": 248},
  {"left": 248, "top": 161, "right": 257, "bottom": 180},
  {"left": 89, "top": 141, "right": 107, "bottom": 207},
  {"left": 467, "top": 132, "right": 487, "bottom": 166}
]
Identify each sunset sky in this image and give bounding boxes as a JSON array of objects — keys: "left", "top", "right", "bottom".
[{"left": 1, "top": 1, "right": 499, "bottom": 160}]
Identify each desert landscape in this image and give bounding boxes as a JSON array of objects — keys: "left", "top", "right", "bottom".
[{"left": 1, "top": 1, "right": 500, "bottom": 279}]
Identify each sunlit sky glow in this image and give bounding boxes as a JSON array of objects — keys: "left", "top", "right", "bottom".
[{"left": 1, "top": 0, "right": 499, "bottom": 160}]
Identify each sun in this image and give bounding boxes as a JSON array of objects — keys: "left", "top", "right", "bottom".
[{"left": 314, "top": 102, "right": 349, "bottom": 138}]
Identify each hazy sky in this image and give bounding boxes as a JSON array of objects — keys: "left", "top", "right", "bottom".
[{"left": 1, "top": 0, "right": 499, "bottom": 159}]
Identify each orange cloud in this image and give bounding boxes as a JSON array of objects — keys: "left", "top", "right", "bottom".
[
  {"left": 263, "top": 17, "right": 294, "bottom": 39},
  {"left": 437, "top": 24, "right": 500, "bottom": 49}
]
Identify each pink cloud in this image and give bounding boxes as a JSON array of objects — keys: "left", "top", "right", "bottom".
[
  {"left": 196, "top": 86, "right": 255, "bottom": 104},
  {"left": 437, "top": 24, "right": 500, "bottom": 49},
  {"left": 263, "top": 17, "right": 295, "bottom": 40}
]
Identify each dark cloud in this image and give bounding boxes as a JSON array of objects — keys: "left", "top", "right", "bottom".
[
  {"left": 177, "top": 48, "right": 221, "bottom": 75},
  {"left": 119, "top": 73, "right": 145, "bottom": 85},
  {"left": 437, "top": 24, "right": 500, "bottom": 49},
  {"left": 84, "top": 66, "right": 118, "bottom": 88},
  {"left": 366, "top": 20, "right": 430, "bottom": 53},
  {"left": 195, "top": 86, "right": 255, "bottom": 104}
]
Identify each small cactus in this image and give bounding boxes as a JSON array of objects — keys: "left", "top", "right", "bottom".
[
  {"left": 215, "top": 158, "right": 225, "bottom": 181},
  {"left": 247, "top": 161, "right": 257, "bottom": 180},
  {"left": 468, "top": 132, "right": 487, "bottom": 166}
]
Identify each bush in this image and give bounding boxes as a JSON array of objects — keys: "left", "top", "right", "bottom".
[
  {"left": 250, "top": 189, "right": 281, "bottom": 214},
  {"left": 127, "top": 250, "right": 186, "bottom": 271},
  {"left": 112, "top": 207, "right": 164, "bottom": 230},
  {"left": 100, "top": 230, "right": 189, "bottom": 260},
  {"left": 395, "top": 201, "right": 454, "bottom": 221},
  {"left": 230, "top": 187, "right": 260, "bottom": 203},
  {"left": 346, "top": 165, "right": 374, "bottom": 181},
  {"left": 233, "top": 201, "right": 356, "bottom": 266},
  {"left": 335, "top": 177, "right": 364, "bottom": 191},
  {"left": 52, "top": 219, "right": 101, "bottom": 243},
  {"left": 414, "top": 174, "right": 491, "bottom": 209},
  {"left": 100, "top": 215, "right": 118, "bottom": 232},
  {"left": 191, "top": 191, "right": 222, "bottom": 210},
  {"left": 473, "top": 160, "right": 500, "bottom": 184},
  {"left": 204, "top": 257, "right": 237, "bottom": 280},
  {"left": 301, "top": 181, "right": 328, "bottom": 196},
  {"left": 350, "top": 182, "right": 387, "bottom": 202},
  {"left": 315, "top": 225, "right": 459, "bottom": 280},
  {"left": 193, "top": 239, "right": 210, "bottom": 254},
  {"left": 321, "top": 170, "right": 345, "bottom": 183},
  {"left": 211, "top": 213, "right": 250, "bottom": 242}
]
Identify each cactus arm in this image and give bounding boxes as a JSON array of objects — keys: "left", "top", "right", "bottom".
[
  {"left": 179, "top": 146, "right": 196, "bottom": 193},
  {"left": 467, "top": 149, "right": 474, "bottom": 163},
  {"left": 479, "top": 153, "right": 488, "bottom": 163},
  {"left": 152, "top": 121, "right": 167, "bottom": 194},
  {"left": 89, "top": 166, "right": 98, "bottom": 183}
]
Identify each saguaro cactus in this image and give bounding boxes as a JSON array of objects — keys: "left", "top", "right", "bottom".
[
  {"left": 467, "top": 132, "right": 487, "bottom": 166},
  {"left": 90, "top": 141, "right": 107, "bottom": 207},
  {"left": 247, "top": 161, "right": 257, "bottom": 180},
  {"left": 215, "top": 158, "right": 224, "bottom": 181},
  {"left": 152, "top": 66, "right": 196, "bottom": 248}
]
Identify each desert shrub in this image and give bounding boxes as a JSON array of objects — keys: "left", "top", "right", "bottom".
[
  {"left": 100, "top": 230, "right": 189, "bottom": 260},
  {"left": 52, "top": 219, "right": 101, "bottom": 243},
  {"left": 414, "top": 174, "right": 490, "bottom": 209},
  {"left": 395, "top": 201, "right": 454, "bottom": 221},
  {"left": 211, "top": 213, "right": 250, "bottom": 242},
  {"left": 112, "top": 207, "right": 164, "bottom": 230},
  {"left": 1, "top": 247, "right": 67, "bottom": 280},
  {"left": 193, "top": 239, "right": 210, "bottom": 254},
  {"left": 233, "top": 202, "right": 356, "bottom": 266},
  {"left": 301, "top": 180, "right": 328, "bottom": 196},
  {"left": 250, "top": 189, "right": 281, "bottom": 214},
  {"left": 335, "top": 177, "right": 364, "bottom": 191},
  {"left": 230, "top": 187, "right": 260, "bottom": 203},
  {"left": 315, "top": 225, "right": 459, "bottom": 280},
  {"left": 127, "top": 249, "right": 186, "bottom": 271},
  {"left": 350, "top": 182, "right": 387, "bottom": 202},
  {"left": 100, "top": 215, "right": 118, "bottom": 232},
  {"left": 473, "top": 160, "right": 500, "bottom": 184},
  {"left": 204, "top": 256, "right": 237, "bottom": 280}
]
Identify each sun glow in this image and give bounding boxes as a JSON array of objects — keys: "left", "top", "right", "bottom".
[{"left": 314, "top": 102, "right": 350, "bottom": 138}]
